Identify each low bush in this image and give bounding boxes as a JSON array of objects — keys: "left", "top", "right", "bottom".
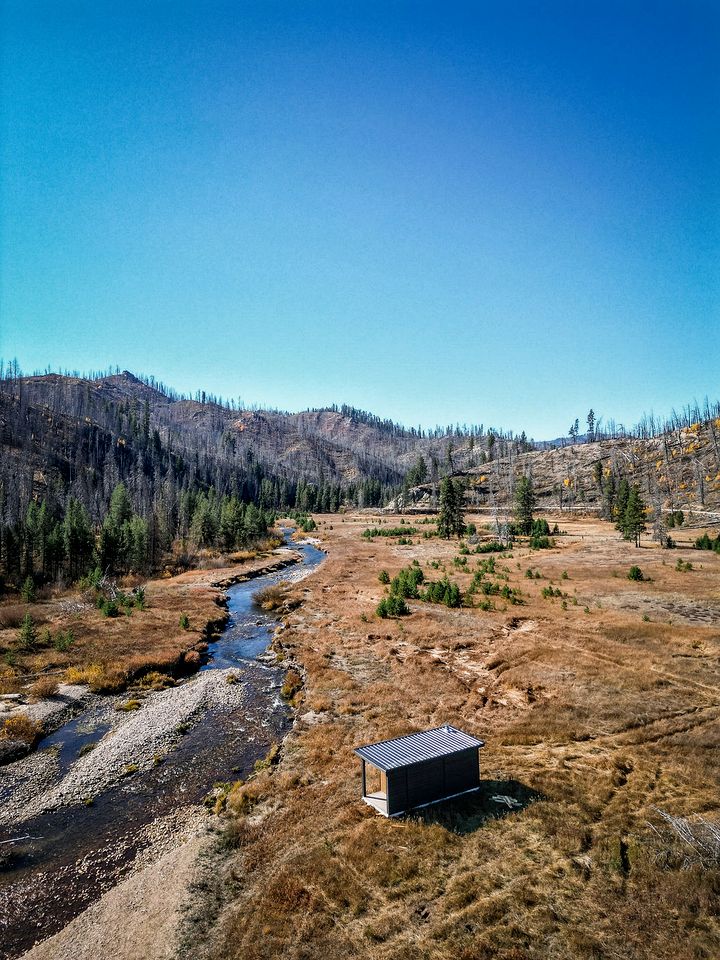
[
  {"left": 530, "top": 535, "right": 555, "bottom": 550},
  {"left": 628, "top": 566, "right": 645, "bottom": 581},
  {"left": 362, "top": 526, "right": 418, "bottom": 539},
  {"left": 30, "top": 676, "right": 59, "bottom": 699},
  {"left": 64, "top": 663, "right": 127, "bottom": 693},
  {"left": 117, "top": 698, "right": 142, "bottom": 711},
  {"left": 1, "top": 714, "right": 42, "bottom": 745},
  {"left": 253, "top": 583, "right": 289, "bottom": 610},
  {"left": 101, "top": 600, "right": 120, "bottom": 618},
  {"left": 391, "top": 566, "right": 425, "bottom": 599},
  {"left": 281, "top": 669, "right": 303, "bottom": 701},
  {"left": 531, "top": 518, "right": 551, "bottom": 537},
  {"left": 136, "top": 670, "right": 175, "bottom": 690},
  {"left": 254, "top": 742, "right": 281, "bottom": 772},
  {"left": 474, "top": 540, "right": 506, "bottom": 554}
]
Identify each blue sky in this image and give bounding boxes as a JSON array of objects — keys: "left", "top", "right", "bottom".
[{"left": 1, "top": 1, "right": 718, "bottom": 438}]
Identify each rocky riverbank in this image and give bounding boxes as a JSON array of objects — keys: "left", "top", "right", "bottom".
[
  {"left": 1, "top": 667, "right": 255, "bottom": 828},
  {"left": 18, "top": 805, "right": 211, "bottom": 960}
]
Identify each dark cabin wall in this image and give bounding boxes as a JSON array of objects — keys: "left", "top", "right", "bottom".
[
  {"left": 387, "top": 768, "right": 408, "bottom": 815},
  {"left": 387, "top": 748, "right": 480, "bottom": 815},
  {"left": 444, "top": 748, "right": 480, "bottom": 795}
]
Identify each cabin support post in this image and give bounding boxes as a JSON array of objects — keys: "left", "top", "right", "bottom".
[{"left": 361, "top": 759, "right": 366, "bottom": 798}]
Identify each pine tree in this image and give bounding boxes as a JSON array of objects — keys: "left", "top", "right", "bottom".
[
  {"left": 437, "top": 478, "right": 457, "bottom": 538},
  {"left": 587, "top": 409, "right": 595, "bottom": 442},
  {"left": 18, "top": 612, "right": 37, "bottom": 650},
  {"left": 108, "top": 483, "right": 133, "bottom": 527},
  {"left": 436, "top": 478, "right": 465, "bottom": 537},
  {"left": 127, "top": 516, "right": 149, "bottom": 571},
  {"left": 63, "top": 498, "right": 94, "bottom": 581},
  {"left": 451, "top": 479, "right": 466, "bottom": 535},
  {"left": 20, "top": 575, "right": 35, "bottom": 603},
  {"left": 623, "top": 485, "right": 647, "bottom": 547},
  {"left": 513, "top": 475, "right": 535, "bottom": 535},
  {"left": 601, "top": 471, "right": 617, "bottom": 520},
  {"left": 614, "top": 478, "right": 630, "bottom": 530}
]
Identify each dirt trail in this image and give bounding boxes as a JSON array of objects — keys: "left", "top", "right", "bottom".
[{"left": 21, "top": 829, "right": 207, "bottom": 960}]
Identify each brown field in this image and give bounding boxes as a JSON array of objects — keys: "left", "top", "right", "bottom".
[
  {"left": 0, "top": 547, "right": 293, "bottom": 697},
  {"left": 203, "top": 513, "right": 720, "bottom": 960}
]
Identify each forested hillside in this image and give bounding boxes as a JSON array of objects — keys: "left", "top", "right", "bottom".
[
  {"left": 3, "top": 364, "right": 719, "bottom": 590},
  {"left": 0, "top": 367, "right": 517, "bottom": 587}
]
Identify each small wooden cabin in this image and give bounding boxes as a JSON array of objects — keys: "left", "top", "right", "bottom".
[{"left": 355, "top": 725, "right": 485, "bottom": 816}]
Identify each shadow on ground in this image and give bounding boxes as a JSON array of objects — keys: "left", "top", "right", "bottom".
[{"left": 410, "top": 779, "right": 542, "bottom": 834}]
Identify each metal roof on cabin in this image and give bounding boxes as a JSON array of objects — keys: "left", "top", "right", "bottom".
[{"left": 354, "top": 725, "right": 485, "bottom": 771}]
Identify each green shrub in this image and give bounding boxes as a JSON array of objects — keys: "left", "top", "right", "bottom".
[
  {"left": 376, "top": 595, "right": 410, "bottom": 618},
  {"left": 378, "top": 570, "right": 390, "bottom": 584},
  {"left": 530, "top": 535, "right": 554, "bottom": 550},
  {"left": 363, "top": 526, "right": 417, "bottom": 539},
  {"left": 390, "top": 565, "right": 425, "bottom": 599},
  {"left": 627, "top": 566, "right": 644, "bottom": 581},
  {"left": 281, "top": 669, "right": 303, "bottom": 700},
  {"left": 694, "top": 533, "right": 720, "bottom": 553},
  {"left": 474, "top": 540, "right": 505, "bottom": 554},
  {"left": 531, "top": 518, "right": 551, "bottom": 537},
  {"left": 117, "top": 699, "right": 141, "bottom": 712},
  {"left": 422, "top": 577, "right": 462, "bottom": 608},
  {"left": 53, "top": 629, "right": 75, "bottom": 652},
  {"left": 179, "top": 613, "right": 190, "bottom": 629}
]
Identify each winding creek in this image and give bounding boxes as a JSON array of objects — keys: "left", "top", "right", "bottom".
[{"left": 0, "top": 535, "right": 325, "bottom": 960}]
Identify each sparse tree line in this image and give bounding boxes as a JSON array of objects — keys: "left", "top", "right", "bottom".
[{"left": 563, "top": 400, "right": 720, "bottom": 445}]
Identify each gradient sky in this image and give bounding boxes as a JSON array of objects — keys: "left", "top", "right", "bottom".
[{"left": 1, "top": 1, "right": 718, "bottom": 438}]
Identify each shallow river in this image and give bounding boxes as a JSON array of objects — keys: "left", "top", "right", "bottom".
[{"left": 0, "top": 536, "right": 324, "bottom": 959}]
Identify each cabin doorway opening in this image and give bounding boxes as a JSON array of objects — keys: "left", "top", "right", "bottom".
[{"left": 361, "top": 760, "right": 388, "bottom": 815}]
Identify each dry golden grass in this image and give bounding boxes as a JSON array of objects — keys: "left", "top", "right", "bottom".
[
  {"left": 0, "top": 551, "right": 290, "bottom": 694},
  {"left": 29, "top": 675, "right": 59, "bottom": 699},
  {"left": 253, "top": 583, "right": 290, "bottom": 611},
  {"left": 202, "top": 513, "right": 720, "bottom": 960},
  {"left": 1, "top": 713, "right": 42, "bottom": 744}
]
